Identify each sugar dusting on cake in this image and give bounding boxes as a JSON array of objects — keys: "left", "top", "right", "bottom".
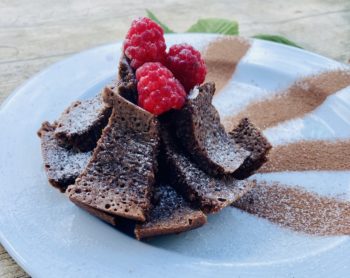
[
  {"left": 203, "top": 37, "right": 251, "bottom": 94},
  {"left": 55, "top": 94, "right": 107, "bottom": 135},
  {"left": 38, "top": 122, "right": 92, "bottom": 191}
]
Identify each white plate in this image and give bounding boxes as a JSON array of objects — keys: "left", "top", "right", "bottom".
[{"left": 1, "top": 34, "right": 350, "bottom": 278}]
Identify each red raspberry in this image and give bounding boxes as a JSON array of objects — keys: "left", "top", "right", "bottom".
[
  {"left": 136, "top": 62, "right": 186, "bottom": 115},
  {"left": 166, "top": 43, "right": 207, "bottom": 93},
  {"left": 123, "top": 17, "right": 166, "bottom": 69}
]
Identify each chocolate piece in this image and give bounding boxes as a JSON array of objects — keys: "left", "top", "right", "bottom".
[
  {"left": 71, "top": 198, "right": 119, "bottom": 226},
  {"left": 160, "top": 125, "right": 256, "bottom": 213},
  {"left": 68, "top": 86, "right": 160, "bottom": 222},
  {"left": 37, "top": 122, "right": 92, "bottom": 192},
  {"left": 54, "top": 94, "right": 112, "bottom": 152},
  {"left": 103, "top": 57, "right": 137, "bottom": 106},
  {"left": 173, "top": 82, "right": 250, "bottom": 177},
  {"left": 135, "top": 184, "right": 207, "bottom": 239},
  {"left": 229, "top": 118, "right": 272, "bottom": 179},
  {"left": 117, "top": 56, "right": 137, "bottom": 104}
]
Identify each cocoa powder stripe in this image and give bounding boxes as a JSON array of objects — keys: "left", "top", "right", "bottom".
[
  {"left": 258, "top": 140, "right": 350, "bottom": 173},
  {"left": 234, "top": 181, "right": 350, "bottom": 236},
  {"left": 204, "top": 38, "right": 350, "bottom": 236},
  {"left": 203, "top": 37, "right": 250, "bottom": 94},
  {"left": 222, "top": 70, "right": 350, "bottom": 131}
]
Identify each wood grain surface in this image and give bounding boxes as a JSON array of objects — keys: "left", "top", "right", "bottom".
[{"left": 1, "top": 0, "right": 349, "bottom": 276}]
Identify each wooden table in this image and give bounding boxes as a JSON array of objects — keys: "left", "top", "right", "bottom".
[{"left": 1, "top": 0, "right": 349, "bottom": 276}]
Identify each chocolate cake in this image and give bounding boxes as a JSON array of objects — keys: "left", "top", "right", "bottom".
[
  {"left": 172, "top": 82, "right": 250, "bottom": 177},
  {"left": 72, "top": 198, "right": 119, "bottom": 226},
  {"left": 68, "top": 86, "right": 160, "bottom": 222},
  {"left": 54, "top": 93, "right": 112, "bottom": 152},
  {"left": 160, "top": 125, "right": 256, "bottom": 213},
  {"left": 35, "top": 18, "right": 281, "bottom": 240},
  {"left": 37, "top": 122, "right": 92, "bottom": 192},
  {"left": 116, "top": 56, "right": 137, "bottom": 104},
  {"left": 135, "top": 184, "right": 207, "bottom": 239},
  {"left": 229, "top": 118, "right": 272, "bottom": 179}
]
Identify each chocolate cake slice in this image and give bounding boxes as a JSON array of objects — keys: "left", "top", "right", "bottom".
[
  {"left": 38, "top": 122, "right": 92, "bottom": 192},
  {"left": 135, "top": 184, "right": 207, "bottom": 239},
  {"left": 72, "top": 199, "right": 119, "bottom": 226},
  {"left": 68, "top": 86, "right": 160, "bottom": 222},
  {"left": 38, "top": 122, "right": 120, "bottom": 226},
  {"left": 229, "top": 118, "right": 272, "bottom": 179},
  {"left": 54, "top": 93, "right": 112, "bottom": 152},
  {"left": 103, "top": 57, "right": 137, "bottom": 108},
  {"left": 160, "top": 125, "right": 256, "bottom": 213},
  {"left": 117, "top": 56, "right": 137, "bottom": 104},
  {"left": 172, "top": 82, "right": 250, "bottom": 177}
]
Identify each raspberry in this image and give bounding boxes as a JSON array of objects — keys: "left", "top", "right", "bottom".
[
  {"left": 136, "top": 62, "right": 186, "bottom": 115},
  {"left": 123, "top": 17, "right": 166, "bottom": 69},
  {"left": 166, "top": 43, "right": 207, "bottom": 93}
]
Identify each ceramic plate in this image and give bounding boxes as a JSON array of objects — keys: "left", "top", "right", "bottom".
[{"left": 1, "top": 34, "right": 350, "bottom": 278}]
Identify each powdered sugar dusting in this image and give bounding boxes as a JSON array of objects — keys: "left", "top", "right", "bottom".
[
  {"left": 40, "top": 123, "right": 92, "bottom": 188},
  {"left": 55, "top": 94, "right": 107, "bottom": 136}
]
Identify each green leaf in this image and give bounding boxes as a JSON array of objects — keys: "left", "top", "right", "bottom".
[
  {"left": 252, "top": 34, "right": 302, "bottom": 48},
  {"left": 187, "top": 18, "right": 239, "bottom": 35},
  {"left": 146, "top": 9, "right": 175, "bottom": 33}
]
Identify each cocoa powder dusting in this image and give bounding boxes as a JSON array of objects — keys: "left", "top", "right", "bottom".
[
  {"left": 203, "top": 37, "right": 250, "bottom": 94},
  {"left": 234, "top": 182, "right": 350, "bottom": 236},
  {"left": 225, "top": 69, "right": 350, "bottom": 236},
  {"left": 223, "top": 70, "right": 350, "bottom": 131},
  {"left": 259, "top": 140, "right": 350, "bottom": 173}
]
